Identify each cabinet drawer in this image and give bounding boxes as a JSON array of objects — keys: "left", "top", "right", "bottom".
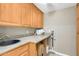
[{"left": 1, "top": 44, "right": 28, "bottom": 56}]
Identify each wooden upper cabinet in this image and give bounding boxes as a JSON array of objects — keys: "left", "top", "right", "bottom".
[
  {"left": 37, "top": 10, "right": 43, "bottom": 28},
  {"left": 21, "top": 4, "right": 32, "bottom": 26},
  {"left": 0, "top": 3, "right": 43, "bottom": 28},
  {"left": 31, "top": 4, "right": 38, "bottom": 28},
  {"left": 31, "top": 4, "right": 43, "bottom": 28},
  {"left": 0, "top": 4, "right": 22, "bottom": 26},
  {"left": 21, "top": 3, "right": 43, "bottom": 28}
]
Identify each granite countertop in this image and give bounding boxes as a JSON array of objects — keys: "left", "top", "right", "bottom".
[{"left": 0, "top": 33, "right": 51, "bottom": 54}]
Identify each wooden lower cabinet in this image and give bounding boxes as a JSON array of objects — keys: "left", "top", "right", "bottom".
[
  {"left": 0, "top": 43, "right": 37, "bottom": 56},
  {"left": 20, "top": 51, "right": 29, "bottom": 56},
  {"left": 1, "top": 43, "right": 28, "bottom": 56},
  {"left": 0, "top": 39, "right": 47, "bottom": 56},
  {"left": 37, "top": 39, "right": 47, "bottom": 56}
]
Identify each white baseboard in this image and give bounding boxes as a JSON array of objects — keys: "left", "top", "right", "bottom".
[{"left": 46, "top": 46, "right": 69, "bottom": 56}]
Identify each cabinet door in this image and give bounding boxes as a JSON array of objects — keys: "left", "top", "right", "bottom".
[
  {"left": 10, "top": 4, "right": 22, "bottom": 24},
  {"left": 31, "top": 4, "right": 43, "bottom": 28},
  {"left": 77, "top": 35, "right": 79, "bottom": 55},
  {"left": 0, "top": 4, "right": 11, "bottom": 22},
  {"left": 28, "top": 43, "right": 37, "bottom": 56},
  {"left": 21, "top": 4, "right": 32, "bottom": 26},
  {"left": 0, "top": 4, "right": 21, "bottom": 26},
  {"left": 31, "top": 4, "right": 38, "bottom": 28},
  {"left": 37, "top": 10, "right": 43, "bottom": 28},
  {"left": 1, "top": 44, "right": 28, "bottom": 56}
]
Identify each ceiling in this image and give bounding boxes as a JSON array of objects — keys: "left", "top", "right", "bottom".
[{"left": 34, "top": 3, "right": 76, "bottom": 13}]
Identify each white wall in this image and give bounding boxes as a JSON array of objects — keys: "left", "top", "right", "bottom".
[{"left": 44, "top": 6, "right": 76, "bottom": 55}]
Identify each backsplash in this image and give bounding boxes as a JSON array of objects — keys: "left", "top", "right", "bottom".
[{"left": 0, "top": 26, "right": 35, "bottom": 37}]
